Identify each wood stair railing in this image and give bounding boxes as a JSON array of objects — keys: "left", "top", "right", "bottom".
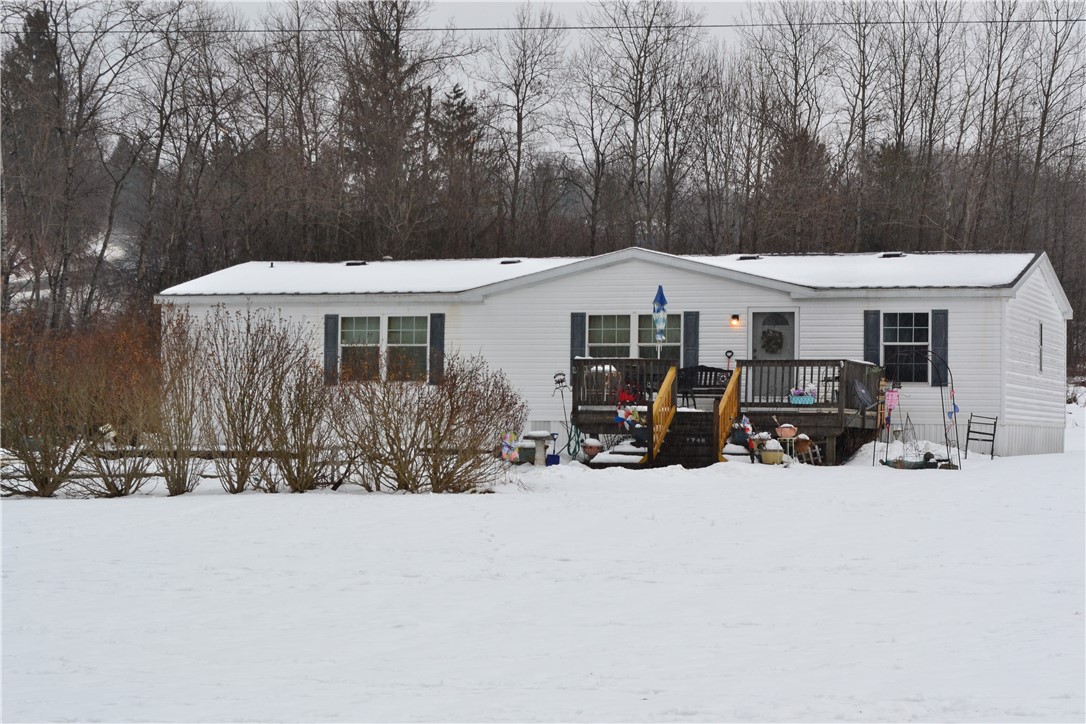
[
  {"left": 716, "top": 366, "right": 742, "bottom": 463},
  {"left": 648, "top": 366, "right": 678, "bottom": 463}
]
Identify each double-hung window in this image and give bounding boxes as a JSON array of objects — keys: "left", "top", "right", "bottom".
[
  {"left": 588, "top": 315, "right": 631, "bottom": 357},
  {"left": 341, "top": 317, "right": 380, "bottom": 381},
  {"left": 883, "top": 312, "right": 929, "bottom": 383},
  {"left": 637, "top": 314, "right": 681, "bottom": 361},
  {"left": 387, "top": 316, "right": 429, "bottom": 381}
]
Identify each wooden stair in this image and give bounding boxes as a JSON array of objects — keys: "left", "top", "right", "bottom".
[{"left": 651, "top": 410, "right": 718, "bottom": 468}]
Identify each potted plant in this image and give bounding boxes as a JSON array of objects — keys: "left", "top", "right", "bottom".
[{"left": 789, "top": 383, "right": 817, "bottom": 405}]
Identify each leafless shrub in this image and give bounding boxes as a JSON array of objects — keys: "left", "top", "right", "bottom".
[
  {"left": 67, "top": 314, "right": 161, "bottom": 498},
  {"left": 423, "top": 354, "right": 528, "bottom": 493},
  {"left": 150, "top": 307, "right": 208, "bottom": 496},
  {"left": 335, "top": 352, "right": 527, "bottom": 493},
  {"left": 0, "top": 320, "right": 87, "bottom": 497},
  {"left": 260, "top": 349, "right": 337, "bottom": 494},
  {"left": 199, "top": 307, "right": 295, "bottom": 494}
]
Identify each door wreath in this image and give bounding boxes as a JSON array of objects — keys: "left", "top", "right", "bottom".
[{"left": 761, "top": 328, "right": 784, "bottom": 354}]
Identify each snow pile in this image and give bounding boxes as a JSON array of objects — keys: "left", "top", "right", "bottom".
[{"left": 3, "top": 439, "right": 1083, "bottom": 722}]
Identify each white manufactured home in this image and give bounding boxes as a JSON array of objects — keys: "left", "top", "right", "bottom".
[{"left": 157, "top": 247, "right": 1072, "bottom": 457}]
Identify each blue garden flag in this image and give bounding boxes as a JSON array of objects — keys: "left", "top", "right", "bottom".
[{"left": 652, "top": 285, "right": 668, "bottom": 345}]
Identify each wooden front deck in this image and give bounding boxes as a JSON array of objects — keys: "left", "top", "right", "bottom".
[{"left": 571, "top": 357, "right": 883, "bottom": 465}]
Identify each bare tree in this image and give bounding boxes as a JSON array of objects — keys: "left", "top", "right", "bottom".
[
  {"left": 484, "top": 4, "right": 565, "bottom": 255},
  {"left": 584, "top": 0, "right": 701, "bottom": 247},
  {"left": 561, "top": 43, "right": 623, "bottom": 255}
]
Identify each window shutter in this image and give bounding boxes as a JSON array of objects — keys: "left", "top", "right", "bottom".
[
  {"left": 931, "top": 309, "right": 948, "bottom": 387},
  {"left": 324, "top": 314, "right": 339, "bottom": 385},
  {"left": 863, "top": 310, "right": 880, "bottom": 365},
  {"left": 683, "top": 311, "right": 700, "bottom": 367},
  {"left": 570, "top": 313, "right": 586, "bottom": 360},
  {"left": 429, "top": 313, "right": 445, "bottom": 384}
]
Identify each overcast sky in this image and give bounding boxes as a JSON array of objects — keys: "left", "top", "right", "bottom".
[{"left": 231, "top": 1, "right": 748, "bottom": 43}]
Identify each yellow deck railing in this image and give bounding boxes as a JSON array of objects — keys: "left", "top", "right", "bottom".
[
  {"left": 716, "top": 366, "right": 742, "bottom": 463},
  {"left": 648, "top": 366, "right": 678, "bottom": 462}
]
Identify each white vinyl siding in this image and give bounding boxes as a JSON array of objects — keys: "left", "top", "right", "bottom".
[{"left": 1003, "top": 267, "right": 1067, "bottom": 453}]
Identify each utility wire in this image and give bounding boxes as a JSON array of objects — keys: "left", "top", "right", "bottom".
[{"left": 1, "top": 17, "right": 1082, "bottom": 36}]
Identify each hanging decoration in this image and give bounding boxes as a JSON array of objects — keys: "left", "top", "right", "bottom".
[{"left": 761, "top": 328, "right": 784, "bottom": 354}]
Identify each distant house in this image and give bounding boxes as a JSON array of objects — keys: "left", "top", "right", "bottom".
[{"left": 157, "top": 247, "right": 1072, "bottom": 456}]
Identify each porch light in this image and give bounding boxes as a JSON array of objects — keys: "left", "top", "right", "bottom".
[{"left": 730, "top": 314, "right": 741, "bottom": 327}]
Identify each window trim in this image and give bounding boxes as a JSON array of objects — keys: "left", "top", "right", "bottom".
[
  {"left": 587, "top": 314, "right": 633, "bottom": 358},
  {"left": 882, "top": 311, "right": 930, "bottom": 384},
  {"left": 340, "top": 316, "right": 381, "bottom": 382},
  {"left": 584, "top": 313, "right": 685, "bottom": 362},
  {"left": 386, "top": 315, "right": 430, "bottom": 382},
  {"left": 336, "top": 315, "right": 431, "bottom": 383},
  {"left": 637, "top": 313, "right": 682, "bottom": 361}
]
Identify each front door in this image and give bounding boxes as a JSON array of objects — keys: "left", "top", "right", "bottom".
[{"left": 751, "top": 311, "right": 796, "bottom": 399}]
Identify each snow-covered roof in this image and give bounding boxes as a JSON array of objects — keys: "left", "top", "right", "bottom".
[
  {"left": 688, "top": 251, "right": 1038, "bottom": 289},
  {"left": 157, "top": 248, "right": 1041, "bottom": 297},
  {"left": 158, "top": 257, "right": 581, "bottom": 296}
]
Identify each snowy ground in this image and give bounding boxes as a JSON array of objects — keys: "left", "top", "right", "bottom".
[{"left": 3, "top": 413, "right": 1084, "bottom": 722}]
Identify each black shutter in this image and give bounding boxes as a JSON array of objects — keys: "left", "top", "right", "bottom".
[
  {"left": 863, "top": 310, "right": 881, "bottom": 365},
  {"left": 324, "top": 314, "right": 339, "bottom": 385},
  {"left": 931, "top": 309, "right": 948, "bottom": 387},
  {"left": 570, "top": 313, "right": 586, "bottom": 360},
  {"left": 683, "top": 311, "right": 700, "bottom": 367},
  {"left": 429, "top": 313, "right": 445, "bottom": 384}
]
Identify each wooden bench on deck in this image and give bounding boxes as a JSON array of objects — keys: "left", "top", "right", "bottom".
[{"left": 677, "top": 365, "right": 732, "bottom": 407}]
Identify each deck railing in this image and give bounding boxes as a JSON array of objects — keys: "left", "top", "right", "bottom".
[
  {"left": 716, "top": 365, "right": 742, "bottom": 463},
  {"left": 740, "top": 358, "right": 882, "bottom": 425},
  {"left": 570, "top": 357, "right": 673, "bottom": 411},
  {"left": 648, "top": 366, "right": 678, "bottom": 462},
  {"left": 571, "top": 357, "right": 882, "bottom": 445}
]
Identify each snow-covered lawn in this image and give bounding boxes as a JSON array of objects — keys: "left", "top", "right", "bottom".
[{"left": 3, "top": 418, "right": 1084, "bottom": 722}]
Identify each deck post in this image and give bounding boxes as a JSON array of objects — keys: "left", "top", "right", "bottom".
[{"left": 826, "top": 435, "right": 837, "bottom": 465}]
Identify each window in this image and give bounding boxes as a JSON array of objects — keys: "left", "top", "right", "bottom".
[
  {"left": 883, "top": 312, "right": 929, "bottom": 383},
  {"left": 341, "top": 317, "right": 380, "bottom": 381},
  {"left": 588, "top": 315, "right": 631, "bottom": 357},
  {"left": 387, "top": 316, "right": 428, "bottom": 381},
  {"left": 637, "top": 314, "right": 681, "bottom": 361}
]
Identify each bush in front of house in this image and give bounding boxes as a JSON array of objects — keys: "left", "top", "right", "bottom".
[
  {"left": 335, "top": 352, "right": 528, "bottom": 493},
  {"left": 1, "top": 319, "right": 88, "bottom": 497},
  {"left": 198, "top": 306, "right": 306, "bottom": 494},
  {"left": 151, "top": 307, "right": 208, "bottom": 496},
  {"left": 260, "top": 353, "right": 338, "bottom": 494},
  {"left": 1, "top": 314, "right": 163, "bottom": 498},
  {"left": 71, "top": 319, "right": 161, "bottom": 498}
]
